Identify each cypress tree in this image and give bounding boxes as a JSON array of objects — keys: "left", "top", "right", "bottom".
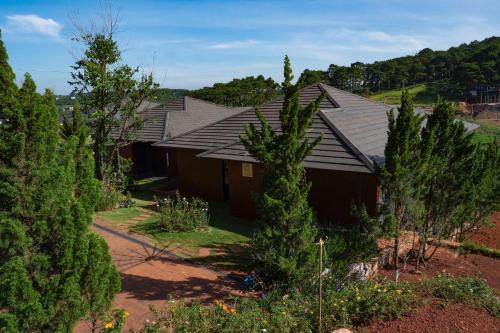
[
  {"left": 240, "top": 56, "right": 323, "bottom": 285},
  {"left": 414, "top": 98, "right": 500, "bottom": 268},
  {"left": 378, "top": 90, "right": 423, "bottom": 272},
  {"left": 0, "top": 33, "right": 119, "bottom": 332}
]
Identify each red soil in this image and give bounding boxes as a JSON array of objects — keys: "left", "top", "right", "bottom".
[
  {"left": 468, "top": 211, "right": 500, "bottom": 249},
  {"left": 359, "top": 302, "right": 500, "bottom": 333},
  {"left": 378, "top": 246, "right": 500, "bottom": 292}
]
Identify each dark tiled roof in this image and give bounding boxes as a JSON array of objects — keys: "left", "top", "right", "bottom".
[
  {"left": 161, "top": 84, "right": 372, "bottom": 173},
  {"left": 157, "top": 83, "right": 480, "bottom": 173},
  {"left": 115, "top": 96, "right": 236, "bottom": 143}
]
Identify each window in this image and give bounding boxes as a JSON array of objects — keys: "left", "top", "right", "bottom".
[{"left": 242, "top": 163, "right": 253, "bottom": 178}]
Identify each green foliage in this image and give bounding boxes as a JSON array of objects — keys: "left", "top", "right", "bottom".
[
  {"left": 154, "top": 194, "right": 209, "bottom": 232},
  {"left": 421, "top": 274, "right": 500, "bottom": 316},
  {"left": 190, "top": 75, "right": 281, "bottom": 107},
  {"left": 298, "top": 69, "right": 329, "bottom": 86},
  {"left": 0, "top": 34, "right": 119, "bottom": 331},
  {"left": 81, "top": 234, "right": 121, "bottom": 330},
  {"left": 459, "top": 241, "right": 500, "bottom": 259},
  {"left": 240, "top": 56, "right": 322, "bottom": 285},
  {"left": 146, "top": 294, "right": 314, "bottom": 333},
  {"left": 378, "top": 90, "right": 423, "bottom": 266},
  {"left": 153, "top": 88, "right": 189, "bottom": 105},
  {"left": 325, "top": 36, "right": 500, "bottom": 96},
  {"left": 322, "top": 279, "right": 416, "bottom": 329},
  {"left": 414, "top": 99, "right": 499, "bottom": 259},
  {"left": 70, "top": 21, "right": 159, "bottom": 180}
]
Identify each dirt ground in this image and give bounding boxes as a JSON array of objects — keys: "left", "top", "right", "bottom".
[
  {"left": 378, "top": 247, "right": 500, "bottom": 292},
  {"left": 359, "top": 302, "right": 500, "bottom": 333},
  {"left": 75, "top": 218, "right": 245, "bottom": 332},
  {"left": 468, "top": 211, "right": 500, "bottom": 249}
]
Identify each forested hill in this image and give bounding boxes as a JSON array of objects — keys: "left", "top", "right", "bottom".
[
  {"left": 300, "top": 36, "right": 500, "bottom": 99},
  {"left": 189, "top": 75, "right": 281, "bottom": 107},
  {"left": 56, "top": 37, "right": 499, "bottom": 109}
]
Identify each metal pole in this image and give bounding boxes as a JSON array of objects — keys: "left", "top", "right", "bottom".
[{"left": 318, "top": 238, "right": 324, "bottom": 333}]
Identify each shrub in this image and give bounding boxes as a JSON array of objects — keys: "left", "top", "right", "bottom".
[
  {"left": 155, "top": 194, "right": 209, "bottom": 232},
  {"left": 149, "top": 294, "right": 314, "bottom": 333},
  {"left": 95, "top": 187, "right": 122, "bottom": 211},
  {"left": 421, "top": 274, "right": 500, "bottom": 316},
  {"left": 459, "top": 241, "right": 500, "bottom": 259},
  {"left": 322, "top": 279, "right": 416, "bottom": 329}
]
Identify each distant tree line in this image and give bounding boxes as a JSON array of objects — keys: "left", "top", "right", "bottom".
[
  {"left": 299, "top": 36, "right": 500, "bottom": 98},
  {"left": 189, "top": 75, "right": 281, "bottom": 107}
]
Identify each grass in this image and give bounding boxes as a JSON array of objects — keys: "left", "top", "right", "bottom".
[
  {"left": 131, "top": 202, "right": 258, "bottom": 269},
  {"left": 369, "top": 81, "right": 455, "bottom": 106},
  {"left": 459, "top": 241, "right": 500, "bottom": 259},
  {"left": 93, "top": 177, "right": 259, "bottom": 270},
  {"left": 470, "top": 119, "right": 500, "bottom": 144}
]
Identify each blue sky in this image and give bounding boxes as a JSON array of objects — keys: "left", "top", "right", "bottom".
[{"left": 1, "top": 0, "right": 499, "bottom": 94}]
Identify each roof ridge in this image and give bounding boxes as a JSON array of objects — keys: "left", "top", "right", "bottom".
[
  {"left": 185, "top": 95, "right": 237, "bottom": 112},
  {"left": 152, "top": 106, "right": 250, "bottom": 147},
  {"left": 319, "top": 82, "right": 395, "bottom": 109},
  {"left": 318, "top": 110, "right": 375, "bottom": 172}
]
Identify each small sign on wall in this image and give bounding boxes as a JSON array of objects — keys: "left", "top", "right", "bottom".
[{"left": 242, "top": 162, "right": 253, "bottom": 178}]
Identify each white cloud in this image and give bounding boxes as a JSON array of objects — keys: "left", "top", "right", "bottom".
[
  {"left": 6, "top": 14, "right": 63, "bottom": 38},
  {"left": 208, "top": 39, "right": 263, "bottom": 50}
]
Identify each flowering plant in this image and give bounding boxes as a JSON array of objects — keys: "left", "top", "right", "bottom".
[{"left": 154, "top": 193, "right": 209, "bottom": 232}]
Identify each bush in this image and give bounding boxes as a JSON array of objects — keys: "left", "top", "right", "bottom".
[
  {"left": 95, "top": 187, "right": 122, "bottom": 212},
  {"left": 148, "top": 294, "right": 314, "bottom": 333},
  {"left": 155, "top": 194, "right": 209, "bottom": 232},
  {"left": 459, "top": 241, "right": 500, "bottom": 259},
  {"left": 421, "top": 274, "right": 500, "bottom": 316},
  {"left": 322, "top": 279, "right": 416, "bottom": 329}
]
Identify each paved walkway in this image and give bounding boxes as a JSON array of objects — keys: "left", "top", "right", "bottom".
[{"left": 76, "top": 218, "right": 244, "bottom": 332}]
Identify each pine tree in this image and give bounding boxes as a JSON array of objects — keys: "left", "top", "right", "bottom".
[
  {"left": 240, "top": 56, "right": 323, "bottom": 285},
  {"left": 414, "top": 98, "right": 500, "bottom": 268},
  {"left": 0, "top": 33, "right": 119, "bottom": 332},
  {"left": 378, "top": 90, "right": 423, "bottom": 272}
]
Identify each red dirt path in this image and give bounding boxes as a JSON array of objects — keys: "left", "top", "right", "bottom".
[{"left": 75, "top": 219, "right": 244, "bottom": 332}]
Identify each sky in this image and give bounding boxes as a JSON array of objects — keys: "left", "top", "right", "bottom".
[{"left": 1, "top": 0, "right": 499, "bottom": 94}]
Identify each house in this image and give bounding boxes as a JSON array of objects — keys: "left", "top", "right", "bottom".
[
  {"left": 153, "top": 83, "right": 480, "bottom": 223},
  {"left": 118, "top": 96, "right": 238, "bottom": 176},
  {"left": 151, "top": 84, "right": 397, "bottom": 223}
]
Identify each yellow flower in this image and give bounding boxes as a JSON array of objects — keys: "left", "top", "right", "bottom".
[
  {"left": 104, "top": 323, "right": 113, "bottom": 329},
  {"left": 124, "top": 311, "right": 130, "bottom": 318},
  {"left": 383, "top": 288, "right": 387, "bottom": 292},
  {"left": 230, "top": 308, "right": 236, "bottom": 314},
  {"left": 222, "top": 304, "right": 230, "bottom": 313},
  {"left": 396, "top": 289, "right": 402, "bottom": 294}
]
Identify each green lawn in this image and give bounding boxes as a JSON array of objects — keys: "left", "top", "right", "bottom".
[
  {"left": 369, "top": 81, "right": 454, "bottom": 106},
  {"left": 471, "top": 120, "right": 500, "bottom": 144},
  {"left": 94, "top": 178, "right": 259, "bottom": 270},
  {"left": 131, "top": 202, "right": 258, "bottom": 270}
]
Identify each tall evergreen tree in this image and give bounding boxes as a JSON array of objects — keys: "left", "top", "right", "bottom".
[
  {"left": 240, "top": 56, "right": 322, "bottom": 285},
  {"left": 0, "top": 33, "right": 119, "bottom": 332},
  {"left": 414, "top": 98, "right": 500, "bottom": 269},
  {"left": 378, "top": 90, "right": 423, "bottom": 272}
]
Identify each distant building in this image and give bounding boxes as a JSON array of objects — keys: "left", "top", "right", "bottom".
[{"left": 467, "top": 86, "right": 500, "bottom": 104}]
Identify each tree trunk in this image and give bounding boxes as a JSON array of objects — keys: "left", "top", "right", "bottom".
[{"left": 93, "top": 140, "right": 103, "bottom": 180}]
